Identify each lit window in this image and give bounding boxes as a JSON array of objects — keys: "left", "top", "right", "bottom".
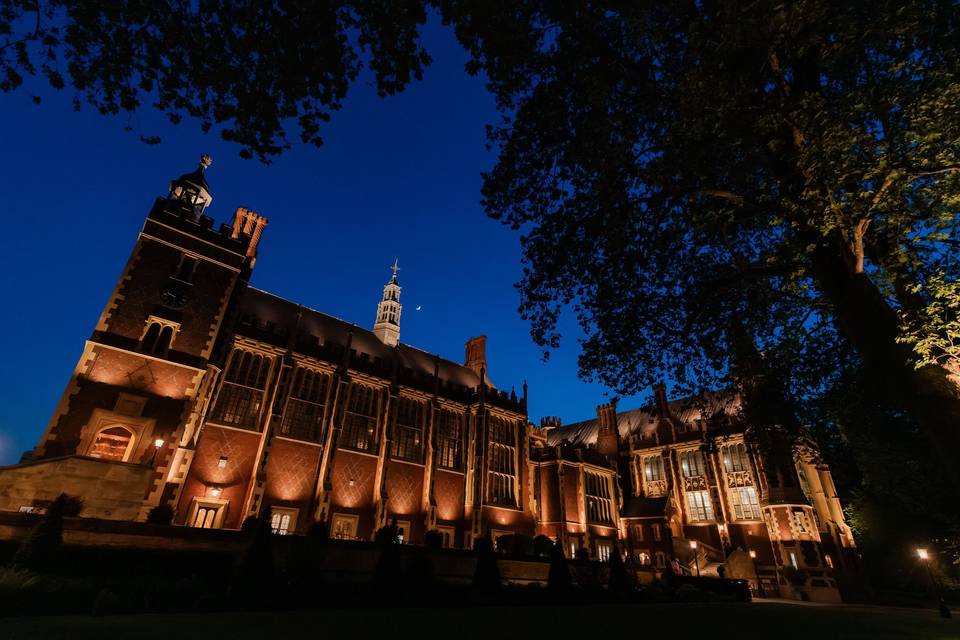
[
  {"left": 393, "top": 520, "right": 412, "bottom": 544},
  {"left": 685, "top": 490, "right": 714, "bottom": 522},
  {"left": 437, "top": 409, "right": 463, "bottom": 470},
  {"left": 569, "top": 541, "right": 577, "bottom": 559},
  {"left": 341, "top": 383, "right": 379, "bottom": 452},
  {"left": 789, "top": 551, "right": 799, "bottom": 569},
  {"left": 680, "top": 450, "right": 706, "bottom": 478},
  {"left": 270, "top": 508, "right": 298, "bottom": 535},
  {"left": 391, "top": 397, "right": 425, "bottom": 462},
  {"left": 88, "top": 425, "right": 134, "bottom": 461},
  {"left": 729, "top": 486, "right": 762, "bottom": 520},
  {"left": 280, "top": 367, "right": 329, "bottom": 443},
  {"left": 596, "top": 541, "right": 613, "bottom": 562},
  {"left": 585, "top": 471, "right": 614, "bottom": 524},
  {"left": 637, "top": 551, "right": 651, "bottom": 565},
  {"left": 825, "top": 554, "right": 834, "bottom": 568},
  {"left": 331, "top": 513, "right": 359, "bottom": 540},
  {"left": 644, "top": 456, "right": 664, "bottom": 481},
  {"left": 209, "top": 349, "right": 272, "bottom": 431},
  {"left": 794, "top": 511, "right": 808, "bottom": 533},
  {"left": 487, "top": 416, "right": 517, "bottom": 506},
  {"left": 721, "top": 443, "right": 750, "bottom": 473}
]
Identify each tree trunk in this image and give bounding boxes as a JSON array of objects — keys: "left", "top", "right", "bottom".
[{"left": 809, "top": 240, "right": 960, "bottom": 489}]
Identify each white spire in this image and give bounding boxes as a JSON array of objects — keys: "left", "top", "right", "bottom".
[{"left": 373, "top": 259, "right": 402, "bottom": 347}]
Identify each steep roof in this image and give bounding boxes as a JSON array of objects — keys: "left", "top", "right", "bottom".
[
  {"left": 546, "top": 392, "right": 741, "bottom": 447},
  {"left": 233, "top": 287, "right": 504, "bottom": 399}
]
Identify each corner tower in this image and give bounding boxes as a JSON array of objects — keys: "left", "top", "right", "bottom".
[{"left": 373, "top": 259, "right": 402, "bottom": 347}]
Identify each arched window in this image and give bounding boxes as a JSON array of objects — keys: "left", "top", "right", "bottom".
[{"left": 88, "top": 425, "right": 134, "bottom": 461}]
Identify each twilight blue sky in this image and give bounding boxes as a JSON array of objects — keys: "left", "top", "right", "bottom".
[{"left": 0, "top": 16, "right": 646, "bottom": 464}]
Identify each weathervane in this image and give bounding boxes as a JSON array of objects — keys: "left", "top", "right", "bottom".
[{"left": 391, "top": 258, "right": 400, "bottom": 278}]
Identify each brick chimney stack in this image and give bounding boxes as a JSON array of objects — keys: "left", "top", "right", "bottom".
[
  {"left": 596, "top": 399, "right": 620, "bottom": 456},
  {"left": 231, "top": 207, "right": 268, "bottom": 265},
  {"left": 464, "top": 336, "right": 487, "bottom": 378}
]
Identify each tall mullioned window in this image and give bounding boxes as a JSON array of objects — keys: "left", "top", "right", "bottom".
[
  {"left": 280, "top": 367, "right": 329, "bottom": 443},
  {"left": 730, "top": 486, "right": 761, "bottom": 520},
  {"left": 722, "top": 443, "right": 750, "bottom": 473},
  {"left": 644, "top": 456, "right": 665, "bottom": 482},
  {"left": 391, "top": 396, "right": 425, "bottom": 462},
  {"left": 685, "top": 490, "right": 714, "bottom": 522},
  {"left": 340, "top": 383, "right": 379, "bottom": 452},
  {"left": 680, "top": 450, "right": 706, "bottom": 478},
  {"left": 436, "top": 409, "right": 463, "bottom": 470},
  {"left": 209, "top": 349, "right": 272, "bottom": 430},
  {"left": 487, "top": 415, "right": 517, "bottom": 506},
  {"left": 585, "top": 471, "right": 614, "bottom": 524}
]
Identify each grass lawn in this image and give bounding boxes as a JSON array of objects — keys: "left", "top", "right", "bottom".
[{"left": 3, "top": 602, "right": 957, "bottom": 640}]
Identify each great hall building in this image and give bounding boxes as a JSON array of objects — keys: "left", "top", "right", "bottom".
[{"left": 0, "top": 158, "right": 857, "bottom": 602}]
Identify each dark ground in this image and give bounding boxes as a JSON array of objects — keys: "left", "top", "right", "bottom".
[{"left": 2, "top": 601, "right": 958, "bottom": 640}]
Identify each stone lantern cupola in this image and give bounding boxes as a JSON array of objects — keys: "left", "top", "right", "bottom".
[
  {"left": 168, "top": 154, "right": 214, "bottom": 218},
  {"left": 373, "top": 259, "right": 402, "bottom": 347}
]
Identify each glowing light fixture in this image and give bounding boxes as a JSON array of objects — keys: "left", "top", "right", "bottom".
[
  {"left": 154, "top": 438, "right": 165, "bottom": 448},
  {"left": 749, "top": 550, "right": 757, "bottom": 559},
  {"left": 689, "top": 540, "right": 698, "bottom": 550},
  {"left": 209, "top": 487, "right": 222, "bottom": 498},
  {"left": 917, "top": 548, "right": 929, "bottom": 561}
]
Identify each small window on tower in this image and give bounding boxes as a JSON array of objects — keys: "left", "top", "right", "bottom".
[
  {"left": 140, "top": 317, "right": 179, "bottom": 356},
  {"left": 174, "top": 255, "right": 198, "bottom": 283}
]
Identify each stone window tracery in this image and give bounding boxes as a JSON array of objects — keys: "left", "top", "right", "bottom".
[
  {"left": 437, "top": 409, "right": 463, "bottom": 470},
  {"left": 341, "top": 383, "right": 379, "bottom": 452},
  {"left": 487, "top": 415, "right": 517, "bottom": 506},
  {"left": 391, "top": 396, "right": 425, "bottom": 462},
  {"left": 585, "top": 471, "right": 614, "bottom": 524},
  {"left": 209, "top": 349, "right": 272, "bottom": 431},
  {"left": 280, "top": 367, "right": 329, "bottom": 442}
]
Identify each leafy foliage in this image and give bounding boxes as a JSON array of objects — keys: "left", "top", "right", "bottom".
[
  {"left": 12, "top": 493, "right": 69, "bottom": 571},
  {"left": 0, "top": 1, "right": 431, "bottom": 161}
]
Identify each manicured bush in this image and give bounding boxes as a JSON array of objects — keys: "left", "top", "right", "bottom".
[
  {"left": 12, "top": 493, "right": 70, "bottom": 571},
  {"left": 547, "top": 541, "right": 572, "bottom": 591},
  {"left": 307, "top": 520, "right": 329, "bottom": 540},
  {"left": 240, "top": 515, "right": 259, "bottom": 535},
  {"left": 423, "top": 529, "right": 444, "bottom": 550},
  {"left": 145, "top": 504, "right": 175, "bottom": 525},
  {"left": 231, "top": 509, "right": 274, "bottom": 605},
  {"left": 607, "top": 543, "right": 629, "bottom": 596},
  {"left": 472, "top": 530, "right": 501, "bottom": 593},
  {"left": 533, "top": 535, "right": 554, "bottom": 557},
  {"left": 372, "top": 519, "right": 402, "bottom": 602}
]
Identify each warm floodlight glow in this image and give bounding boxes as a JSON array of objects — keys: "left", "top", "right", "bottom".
[
  {"left": 689, "top": 540, "right": 698, "bottom": 550},
  {"left": 917, "top": 548, "right": 929, "bottom": 561},
  {"left": 209, "top": 487, "right": 222, "bottom": 498},
  {"left": 749, "top": 550, "right": 757, "bottom": 559}
]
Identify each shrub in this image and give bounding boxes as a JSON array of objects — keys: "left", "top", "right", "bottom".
[
  {"left": 372, "top": 518, "right": 402, "bottom": 601},
  {"left": 472, "top": 530, "right": 501, "bottom": 593},
  {"left": 533, "top": 535, "right": 554, "bottom": 557},
  {"left": 307, "top": 520, "right": 329, "bottom": 540},
  {"left": 607, "top": 543, "right": 629, "bottom": 596},
  {"left": 547, "top": 541, "right": 572, "bottom": 591},
  {"left": 240, "top": 515, "right": 259, "bottom": 535},
  {"left": 145, "top": 504, "right": 175, "bottom": 525},
  {"left": 12, "top": 493, "right": 69, "bottom": 571},
  {"left": 509, "top": 534, "right": 534, "bottom": 557},
  {"left": 575, "top": 547, "right": 591, "bottom": 562},
  {"left": 423, "top": 529, "right": 444, "bottom": 550},
  {"left": 231, "top": 509, "right": 274, "bottom": 605}
]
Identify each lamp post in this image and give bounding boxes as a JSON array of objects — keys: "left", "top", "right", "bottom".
[
  {"left": 689, "top": 539, "right": 700, "bottom": 577},
  {"left": 917, "top": 547, "right": 952, "bottom": 618},
  {"left": 150, "top": 438, "right": 165, "bottom": 465}
]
